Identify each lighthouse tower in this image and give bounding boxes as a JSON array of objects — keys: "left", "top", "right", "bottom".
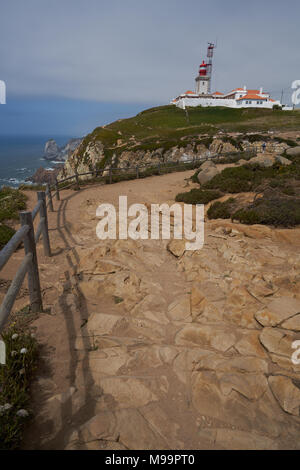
[
  {"left": 195, "top": 43, "right": 215, "bottom": 95},
  {"left": 195, "top": 60, "right": 210, "bottom": 95}
]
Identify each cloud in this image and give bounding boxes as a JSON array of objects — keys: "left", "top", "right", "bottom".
[{"left": 0, "top": 0, "right": 299, "bottom": 104}]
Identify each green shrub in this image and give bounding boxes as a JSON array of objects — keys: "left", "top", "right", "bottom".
[
  {"left": 203, "top": 166, "right": 256, "bottom": 193},
  {"left": 0, "top": 224, "right": 16, "bottom": 250},
  {"left": 207, "top": 198, "right": 236, "bottom": 219},
  {"left": 0, "top": 187, "right": 27, "bottom": 223},
  {"left": 175, "top": 189, "right": 222, "bottom": 205},
  {"left": 18, "top": 184, "right": 46, "bottom": 191},
  {"left": 275, "top": 137, "right": 298, "bottom": 147},
  {"left": 233, "top": 197, "right": 300, "bottom": 227},
  {"left": 246, "top": 134, "right": 268, "bottom": 143}
]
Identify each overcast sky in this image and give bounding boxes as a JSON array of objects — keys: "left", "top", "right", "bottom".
[{"left": 0, "top": 0, "right": 299, "bottom": 135}]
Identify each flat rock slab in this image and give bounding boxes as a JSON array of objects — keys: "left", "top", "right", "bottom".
[{"left": 255, "top": 296, "right": 300, "bottom": 327}]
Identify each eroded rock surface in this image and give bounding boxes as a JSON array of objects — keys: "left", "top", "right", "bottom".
[{"left": 27, "top": 173, "right": 300, "bottom": 450}]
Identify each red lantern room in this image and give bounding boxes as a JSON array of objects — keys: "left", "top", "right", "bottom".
[{"left": 199, "top": 60, "right": 207, "bottom": 76}]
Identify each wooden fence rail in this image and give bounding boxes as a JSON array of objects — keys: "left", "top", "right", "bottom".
[
  {"left": 0, "top": 190, "right": 51, "bottom": 333},
  {"left": 0, "top": 148, "right": 256, "bottom": 333},
  {"left": 50, "top": 150, "right": 256, "bottom": 196}
]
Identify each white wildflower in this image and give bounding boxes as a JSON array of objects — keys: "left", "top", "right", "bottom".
[
  {"left": 16, "top": 409, "right": 29, "bottom": 418},
  {"left": 0, "top": 403, "right": 12, "bottom": 414},
  {"left": 20, "top": 348, "right": 27, "bottom": 354},
  {"left": 11, "top": 350, "right": 17, "bottom": 357},
  {"left": 11, "top": 334, "right": 18, "bottom": 340}
]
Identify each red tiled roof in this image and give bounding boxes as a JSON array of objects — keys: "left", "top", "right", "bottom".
[
  {"left": 184, "top": 90, "right": 196, "bottom": 94},
  {"left": 213, "top": 91, "right": 224, "bottom": 95},
  {"left": 237, "top": 94, "right": 267, "bottom": 101}
]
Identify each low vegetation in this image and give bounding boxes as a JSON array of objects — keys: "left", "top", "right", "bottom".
[
  {"left": 177, "top": 150, "right": 300, "bottom": 227},
  {"left": 0, "top": 187, "right": 27, "bottom": 223},
  {"left": 232, "top": 197, "right": 300, "bottom": 227},
  {"left": 207, "top": 198, "right": 237, "bottom": 220},
  {"left": 0, "top": 187, "right": 27, "bottom": 249},
  {"left": 0, "top": 225, "right": 16, "bottom": 250},
  {"left": 176, "top": 189, "right": 222, "bottom": 205},
  {"left": 0, "top": 322, "right": 38, "bottom": 450}
]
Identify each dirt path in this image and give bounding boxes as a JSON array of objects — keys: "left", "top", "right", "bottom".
[{"left": 16, "top": 170, "right": 300, "bottom": 450}]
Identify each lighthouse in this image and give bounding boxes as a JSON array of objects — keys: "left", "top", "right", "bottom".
[
  {"left": 195, "top": 60, "right": 210, "bottom": 95},
  {"left": 172, "top": 41, "right": 287, "bottom": 109},
  {"left": 195, "top": 43, "right": 215, "bottom": 95}
]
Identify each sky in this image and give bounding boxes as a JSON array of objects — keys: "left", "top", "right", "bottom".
[{"left": 0, "top": 0, "right": 299, "bottom": 136}]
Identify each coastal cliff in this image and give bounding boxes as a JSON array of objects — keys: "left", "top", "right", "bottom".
[{"left": 58, "top": 105, "right": 300, "bottom": 181}]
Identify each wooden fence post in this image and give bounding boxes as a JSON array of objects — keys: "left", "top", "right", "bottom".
[
  {"left": 46, "top": 184, "right": 54, "bottom": 212},
  {"left": 136, "top": 166, "right": 139, "bottom": 179},
  {"left": 75, "top": 169, "right": 80, "bottom": 190},
  {"left": 19, "top": 211, "right": 43, "bottom": 313},
  {"left": 55, "top": 178, "right": 60, "bottom": 201},
  {"left": 109, "top": 166, "right": 112, "bottom": 184},
  {"left": 37, "top": 191, "right": 51, "bottom": 257}
]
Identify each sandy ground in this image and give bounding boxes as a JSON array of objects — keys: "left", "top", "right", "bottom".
[{"left": 2, "top": 169, "right": 300, "bottom": 450}]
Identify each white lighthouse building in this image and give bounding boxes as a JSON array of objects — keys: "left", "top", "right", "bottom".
[
  {"left": 195, "top": 60, "right": 210, "bottom": 95},
  {"left": 172, "top": 43, "right": 290, "bottom": 110}
]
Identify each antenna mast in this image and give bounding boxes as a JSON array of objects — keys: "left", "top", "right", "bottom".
[{"left": 206, "top": 42, "right": 215, "bottom": 94}]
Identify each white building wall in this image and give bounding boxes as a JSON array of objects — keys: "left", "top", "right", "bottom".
[
  {"left": 175, "top": 97, "right": 282, "bottom": 110},
  {"left": 176, "top": 98, "right": 238, "bottom": 108}
]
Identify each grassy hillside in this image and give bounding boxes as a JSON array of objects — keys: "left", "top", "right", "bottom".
[{"left": 77, "top": 105, "right": 300, "bottom": 160}]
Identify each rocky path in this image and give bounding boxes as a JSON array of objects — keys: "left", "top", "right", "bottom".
[{"left": 22, "top": 172, "right": 300, "bottom": 450}]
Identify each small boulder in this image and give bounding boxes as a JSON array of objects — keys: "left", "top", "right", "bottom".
[
  {"left": 248, "top": 155, "right": 274, "bottom": 168},
  {"left": 200, "top": 160, "right": 216, "bottom": 171},
  {"left": 167, "top": 239, "right": 186, "bottom": 258},
  {"left": 275, "top": 155, "right": 292, "bottom": 165},
  {"left": 197, "top": 167, "right": 219, "bottom": 185},
  {"left": 286, "top": 146, "right": 300, "bottom": 157}
]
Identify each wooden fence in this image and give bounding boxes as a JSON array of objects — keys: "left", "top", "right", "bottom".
[
  {"left": 0, "top": 189, "right": 51, "bottom": 332},
  {"left": 0, "top": 150, "right": 255, "bottom": 333}
]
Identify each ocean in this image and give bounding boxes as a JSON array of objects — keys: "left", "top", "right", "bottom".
[{"left": 0, "top": 135, "right": 73, "bottom": 188}]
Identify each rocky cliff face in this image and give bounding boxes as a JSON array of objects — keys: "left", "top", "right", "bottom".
[
  {"left": 27, "top": 165, "right": 63, "bottom": 185},
  {"left": 58, "top": 134, "right": 290, "bottom": 181},
  {"left": 44, "top": 138, "right": 82, "bottom": 162}
]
